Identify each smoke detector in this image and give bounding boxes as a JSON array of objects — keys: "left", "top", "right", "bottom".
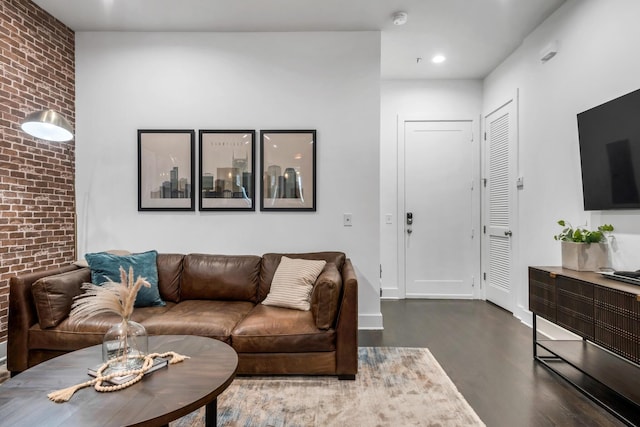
[{"left": 392, "top": 11, "right": 408, "bottom": 26}]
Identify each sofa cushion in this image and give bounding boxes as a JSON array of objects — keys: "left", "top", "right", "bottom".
[
  {"left": 156, "top": 253, "right": 184, "bottom": 303},
  {"left": 310, "top": 263, "right": 343, "bottom": 330},
  {"left": 29, "top": 304, "right": 175, "bottom": 352},
  {"left": 31, "top": 268, "right": 91, "bottom": 329},
  {"left": 259, "top": 252, "right": 346, "bottom": 301},
  {"left": 141, "top": 300, "right": 255, "bottom": 344},
  {"left": 232, "top": 304, "right": 336, "bottom": 353},
  {"left": 262, "top": 257, "right": 326, "bottom": 311},
  {"left": 85, "top": 250, "right": 165, "bottom": 307},
  {"left": 181, "top": 254, "right": 261, "bottom": 302}
]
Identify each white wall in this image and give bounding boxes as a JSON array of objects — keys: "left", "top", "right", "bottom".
[
  {"left": 75, "top": 31, "right": 382, "bottom": 329},
  {"left": 380, "top": 80, "right": 483, "bottom": 297},
  {"left": 484, "top": 0, "right": 640, "bottom": 322}
]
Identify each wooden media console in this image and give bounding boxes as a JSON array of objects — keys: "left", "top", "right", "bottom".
[{"left": 529, "top": 267, "right": 640, "bottom": 426}]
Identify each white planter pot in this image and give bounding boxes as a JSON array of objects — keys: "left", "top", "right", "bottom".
[{"left": 561, "top": 241, "right": 609, "bottom": 271}]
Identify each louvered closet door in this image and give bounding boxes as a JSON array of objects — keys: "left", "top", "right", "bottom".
[{"left": 484, "top": 100, "right": 516, "bottom": 312}]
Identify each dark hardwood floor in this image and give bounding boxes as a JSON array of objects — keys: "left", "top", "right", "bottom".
[{"left": 358, "top": 300, "right": 626, "bottom": 427}]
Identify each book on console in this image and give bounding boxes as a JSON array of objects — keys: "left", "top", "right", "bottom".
[
  {"left": 613, "top": 270, "right": 640, "bottom": 279},
  {"left": 599, "top": 270, "right": 640, "bottom": 287},
  {"left": 87, "top": 356, "right": 168, "bottom": 385}
]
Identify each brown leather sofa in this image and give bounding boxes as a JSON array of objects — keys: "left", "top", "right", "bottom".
[{"left": 8, "top": 251, "right": 358, "bottom": 379}]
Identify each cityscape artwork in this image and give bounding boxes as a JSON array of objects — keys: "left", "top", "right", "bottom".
[
  {"left": 199, "top": 130, "right": 255, "bottom": 211},
  {"left": 260, "top": 130, "right": 316, "bottom": 211},
  {"left": 138, "top": 129, "right": 195, "bottom": 211}
]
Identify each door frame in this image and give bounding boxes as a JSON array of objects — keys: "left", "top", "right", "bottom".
[
  {"left": 480, "top": 90, "right": 520, "bottom": 311},
  {"left": 397, "top": 114, "right": 482, "bottom": 299}
]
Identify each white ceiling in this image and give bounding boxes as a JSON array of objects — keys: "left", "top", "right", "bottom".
[{"left": 33, "top": 0, "right": 565, "bottom": 80}]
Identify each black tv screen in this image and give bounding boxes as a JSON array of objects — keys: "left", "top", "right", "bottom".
[{"left": 577, "top": 88, "right": 640, "bottom": 210}]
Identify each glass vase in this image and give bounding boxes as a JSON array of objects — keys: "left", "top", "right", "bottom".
[{"left": 102, "top": 319, "right": 148, "bottom": 373}]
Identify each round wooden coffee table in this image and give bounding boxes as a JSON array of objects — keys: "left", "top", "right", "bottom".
[{"left": 0, "top": 335, "right": 237, "bottom": 426}]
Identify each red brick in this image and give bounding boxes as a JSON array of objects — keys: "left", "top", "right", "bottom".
[{"left": 0, "top": 0, "right": 75, "bottom": 342}]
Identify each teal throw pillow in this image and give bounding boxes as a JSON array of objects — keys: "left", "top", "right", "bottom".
[{"left": 85, "top": 250, "right": 165, "bottom": 307}]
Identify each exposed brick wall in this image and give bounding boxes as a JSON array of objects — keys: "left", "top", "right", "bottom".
[{"left": 0, "top": 0, "right": 75, "bottom": 343}]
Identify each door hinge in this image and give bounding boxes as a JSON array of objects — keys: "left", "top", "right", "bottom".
[
  {"left": 483, "top": 225, "right": 486, "bottom": 234},
  {"left": 380, "top": 288, "right": 383, "bottom": 297},
  {"left": 379, "top": 264, "right": 382, "bottom": 279},
  {"left": 484, "top": 132, "right": 487, "bottom": 141},
  {"left": 483, "top": 272, "right": 487, "bottom": 280},
  {"left": 472, "top": 276, "right": 475, "bottom": 287},
  {"left": 471, "top": 228, "right": 474, "bottom": 239},
  {"left": 483, "top": 178, "right": 487, "bottom": 187}
]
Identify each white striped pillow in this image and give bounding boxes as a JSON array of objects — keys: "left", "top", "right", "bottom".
[{"left": 262, "top": 256, "right": 327, "bottom": 311}]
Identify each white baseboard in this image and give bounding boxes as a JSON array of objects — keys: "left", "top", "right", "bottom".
[
  {"left": 358, "top": 313, "right": 383, "bottom": 330},
  {"left": 515, "top": 305, "right": 533, "bottom": 327},
  {"left": 405, "top": 293, "right": 474, "bottom": 299},
  {"left": 515, "top": 307, "right": 580, "bottom": 340},
  {"left": 381, "top": 287, "right": 401, "bottom": 300},
  {"left": 535, "top": 317, "right": 581, "bottom": 340}
]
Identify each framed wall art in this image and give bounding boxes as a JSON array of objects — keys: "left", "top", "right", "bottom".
[
  {"left": 199, "top": 130, "right": 255, "bottom": 211},
  {"left": 260, "top": 130, "right": 316, "bottom": 211},
  {"left": 138, "top": 129, "right": 195, "bottom": 211}
]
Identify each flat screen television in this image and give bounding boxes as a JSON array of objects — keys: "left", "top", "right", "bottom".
[{"left": 577, "top": 88, "right": 640, "bottom": 210}]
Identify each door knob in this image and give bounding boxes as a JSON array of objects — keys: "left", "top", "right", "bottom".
[{"left": 504, "top": 230, "right": 513, "bottom": 236}]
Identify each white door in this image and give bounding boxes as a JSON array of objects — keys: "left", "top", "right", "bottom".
[
  {"left": 483, "top": 99, "right": 517, "bottom": 312},
  {"left": 403, "top": 120, "right": 475, "bottom": 298}
]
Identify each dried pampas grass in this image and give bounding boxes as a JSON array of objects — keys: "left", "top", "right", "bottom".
[{"left": 71, "top": 266, "right": 151, "bottom": 321}]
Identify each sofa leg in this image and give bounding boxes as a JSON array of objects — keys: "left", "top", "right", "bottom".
[{"left": 338, "top": 374, "right": 356, "bottom": 380}]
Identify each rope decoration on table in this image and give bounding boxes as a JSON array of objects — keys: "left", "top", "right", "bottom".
[{"left": 47, "top": 351, "right": 190, "bottom": 403}]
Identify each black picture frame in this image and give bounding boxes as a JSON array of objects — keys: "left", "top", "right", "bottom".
[
  {"left": 199, "top": 130, "right": 256, "bottom": 211},
  {"left": 260, "top": 129, "right": 316, "bottom": 211},
  {"left": 138, "top": 129, "right": 195, "bottom": 211}
]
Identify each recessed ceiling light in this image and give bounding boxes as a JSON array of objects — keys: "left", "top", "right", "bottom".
[{"left": 432, "top": 55, "right": 446, "bottom": 64}]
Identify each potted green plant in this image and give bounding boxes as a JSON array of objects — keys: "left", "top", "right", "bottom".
[{"left": 554, "top": 220, "right": 614, "bottom": 271}]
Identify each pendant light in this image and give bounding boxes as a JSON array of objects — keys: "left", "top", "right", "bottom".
[{"left": 21, "top": 109, "right": 73, "bottom": 142}]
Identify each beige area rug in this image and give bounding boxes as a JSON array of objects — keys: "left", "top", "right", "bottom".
[{"left": 171, "top": 347, "right": 485, "bottom": 427}]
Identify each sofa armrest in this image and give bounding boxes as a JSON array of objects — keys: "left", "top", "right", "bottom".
[
  {"left": 310, "top": 263, "right": 342, "bottom": 330},
  {"left": 8, "top": 265, "right": 79, "bottom": 374},
  {"left": 335, "top": 258, "right": 358, "bottom": 378}
]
